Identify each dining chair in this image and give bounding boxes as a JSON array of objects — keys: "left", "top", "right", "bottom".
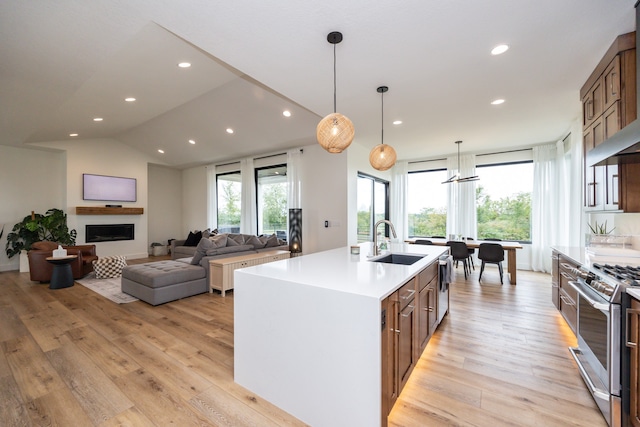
[
  {"left": 414, "top": 239, "right": 433, "bottom": 245},
  {"left": 478, "top": 243, "right": 505, "bottom": 284},
  {"left": 466, "top": 237, "right": 476, "bottom": 270},
  {"left": 446, "top": 241, "right": 470, "bottom": 279}
]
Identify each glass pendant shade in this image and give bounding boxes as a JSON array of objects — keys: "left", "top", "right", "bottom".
[
  {"left": 369, "top": 143, "right": 397, "bottom": 171},
  {"left": 316, "top": 112, "right": 355, "bottom": 153}
]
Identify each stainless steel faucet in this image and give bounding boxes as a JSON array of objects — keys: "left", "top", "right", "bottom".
[{"left": 373, "top": 220, "right": 397, "bottom": 256}]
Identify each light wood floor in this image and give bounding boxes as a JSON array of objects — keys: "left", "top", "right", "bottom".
[{"left": 0, "top": 258, "right": 608, "bottom": 426}]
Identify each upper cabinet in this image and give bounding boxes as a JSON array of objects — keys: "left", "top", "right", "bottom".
[{"left": 581, "top": 32, "right": 637, "bottom": 212}]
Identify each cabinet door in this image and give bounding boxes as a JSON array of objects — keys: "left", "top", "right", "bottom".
[
  {"left": 427, "top": 281, "right": 438, "bottom": 336},
  {"left": 620, "top": 158, "right": 640, "bottom": 212},
  {"left": 398, "top": 300, "right": 415, "bottom": 391},
  {"left": 628, "top": 299, "right": 640, "bottom": 427},
  {"left": 603, "top": 55, "right": 621, "bottom": 111},
  {"left": 583, "top": 78, "right": 603, "bottom": 127},
  {"left": 417, "top": 284, "right": 430, "bottom": 351},
  {"left": 381, "top": 294, "right": 399, "bottom": 415},
  {"left": 584, "top": 117, "right": 605, "bottom": 210}
]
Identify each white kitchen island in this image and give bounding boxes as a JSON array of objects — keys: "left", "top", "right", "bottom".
[{"left": 234, "top": 242, "right": 448, "bottom": 427}]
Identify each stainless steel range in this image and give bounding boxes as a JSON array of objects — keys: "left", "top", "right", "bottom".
[{"left": 568, "top": 262, "right": 640, "bottom": 427}]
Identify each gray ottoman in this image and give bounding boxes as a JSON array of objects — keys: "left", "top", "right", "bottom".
[{"left": 121, "top": 260, "right": 207, "bottom": 305}]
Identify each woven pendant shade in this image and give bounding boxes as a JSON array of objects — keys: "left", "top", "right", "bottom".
[
  {"left": 316, "top": 112, "right": 355, "bottom": 153},
  {"left": 370, "top": 85, "right": 397, "bottom": 171},
  {"left": 369, "top": 143, "right": 397, "bottom": 171}
]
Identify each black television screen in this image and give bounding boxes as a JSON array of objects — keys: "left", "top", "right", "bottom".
[{"left": 83, "top": 174, "right": 137, "bottom": 202}]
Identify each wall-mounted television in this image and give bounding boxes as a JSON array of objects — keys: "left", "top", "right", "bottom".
[{"left": 83, "top": 173, "right": 137, "bottom": 202}]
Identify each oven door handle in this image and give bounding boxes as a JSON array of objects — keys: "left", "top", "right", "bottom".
[{"left": 568, "top": 281, "right": 610, "bottom": 312}]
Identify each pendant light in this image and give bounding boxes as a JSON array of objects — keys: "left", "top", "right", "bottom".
[
  {"left": 316, "top": 31, "right": 355, "bottom": 153},
  {"left": 369, "top": 86, "right": 397, "bottom": 171},
  {"left": 441, "top": 140, "right": 479, "bottom": 183}
]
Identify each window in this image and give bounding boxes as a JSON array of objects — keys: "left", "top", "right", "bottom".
[
  {"left": 256, "top": 165, "right": 287, "bottom": 238},
  {"left": 216, "top": 172, "right": 241, "bottom": 233},
  {"left": 407, "top": 169, "right": 448, "bottom": 237},
  {"left": 476, "top": 161, "right": 532, "bottom": 242},
  {"left": 357, "top": 173, "right": 389, "bottom": 243}
]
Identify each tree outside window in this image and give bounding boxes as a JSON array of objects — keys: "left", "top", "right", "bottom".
[{"left": 407, "top": 169, "right": 447, "bottom": 238}]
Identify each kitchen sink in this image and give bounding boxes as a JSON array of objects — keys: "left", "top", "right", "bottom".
[{"left": 370, "top": 253, "right": 424, "bottom": 265}]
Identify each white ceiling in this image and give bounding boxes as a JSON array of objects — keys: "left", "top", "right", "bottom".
[{"left": 0, "top": 1, "right": 635, "bottom": 169}]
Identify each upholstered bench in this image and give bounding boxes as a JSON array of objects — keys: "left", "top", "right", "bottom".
[{"left": 121, "top": 260, "right": 207, "bottom": 305}]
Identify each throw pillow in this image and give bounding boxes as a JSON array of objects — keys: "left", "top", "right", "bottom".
[
  {"left": 228, "top": 234, "right": 245, "bottom": 246},
  {"left": 208, "top": 234, "right": 228, "bottom": 248},
  {"left": 202, "top": 228, "right": 211, "bottom": 239},
  {"left": 246, "top": 235, "right": 266, "bottom": 249},
  {"left": 184, "top": 231, "right": 202, "bottom": 246},
  {"left": 191, "top": 237, "right": 214, "bottom": 265},
  {"left": 225, "top": 236, "right": 239, "bottom": 246},
  {"left": 264, "top": 234, "right": 280, "bottom": 248}
]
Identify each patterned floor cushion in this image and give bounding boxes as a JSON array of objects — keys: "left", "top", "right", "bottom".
[{"left": 93, "top": 255, "right": 127, "bottom": 279}]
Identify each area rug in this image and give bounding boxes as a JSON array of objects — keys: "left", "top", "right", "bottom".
[{"left": 75, "top": 272, "right": 138, "bottom": 304}]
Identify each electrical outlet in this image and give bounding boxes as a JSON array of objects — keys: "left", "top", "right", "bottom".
[{"left": 324, "top": 220, "right": 329, "bottom": 228}]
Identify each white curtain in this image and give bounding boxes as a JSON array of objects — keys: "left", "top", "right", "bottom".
[
  {"left": 287, "top": 149, "right": 302, "bottom": 209},
  {"left": 391, "top": 160, "right": 408, "bottom": 242},
  {"left": 206, "top": 165, "right": 217, "bottom": 229},
  {"left": 446, "top": 154, "right": 477, "bottom": 240},
  {"left": 531, "top": 144, "right": 557, "bottom": 272},
  {"left": 240, "top": 158, "right": 257, "bottom": 235}
]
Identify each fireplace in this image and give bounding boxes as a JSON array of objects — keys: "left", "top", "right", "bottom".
[{"left": 86, "top": 224, "right": 134, "bottom": 243}]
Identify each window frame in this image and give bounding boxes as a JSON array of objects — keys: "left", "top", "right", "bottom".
[
  {"left": 357, "top": 172, "right": 390, "bottom": 243},
  {"left": 475, "top": 160, "right": 533, "bottom": 244},
  {"left": 406, "top": 167, "right": 448, "bottom": 238},
  {"left": 216, "top": 170, "right": 242, "bottom": 234},
  {"left": 255, "top": 163, "right": 288, "bottom": 238}
]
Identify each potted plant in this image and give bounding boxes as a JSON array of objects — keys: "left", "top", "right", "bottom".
[
  {"left": 586, "top": 220, "right": 615, "bottom": 246},
  {"left": 5, "top": 209, "right": 77, "bottom": 271}
]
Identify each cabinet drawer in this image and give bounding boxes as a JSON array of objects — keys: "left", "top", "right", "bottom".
[
  {"left": 559, "top": 288, "right": 577, "bottom": 334},
  {"left": 398, "top": 278, "right": 417, "bottom": 310},
  {"left": 417, "top": 262, "right": 438, "bottom": 291}
]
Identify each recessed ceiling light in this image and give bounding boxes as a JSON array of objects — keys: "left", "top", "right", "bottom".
[
  {"left": 178, "top": 62, "right": 191, "bottom": 68},
  {"left": 491, "top": 99, "right": 505, "bottom": 105},
  {"left": 283, "top": 110, "right": 291, "bottom": 117},
  {"left": 69, "top": 133, "right": 78, "bottom": 137},
  {"left": 93, "top": 117, "right": 103, "bottom": 122},
  {"left": 125, "top": 97, "right": 136, "bottom": 102},
  {"left": 226, "top": 128, "right": 234, "bottom": 134},
  {"left": 491, "top": 44, "right": 509, "bottom": 55},
  {"left": 188, "top": 139, "right": 196, "bottom": 144},
  {"left": 158, "top": 149, "right": 165, "bottom": 154},
  {"left": 393, "top": 120, "right": 402, "bottom": 125}
]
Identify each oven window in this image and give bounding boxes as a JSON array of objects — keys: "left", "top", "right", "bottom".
[{"left": 579, "top": 297, "right": 608, "bottom": 369}]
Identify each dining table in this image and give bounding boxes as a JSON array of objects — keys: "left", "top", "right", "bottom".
[{"left": 406, "top": 238, "right": 523, "bottom": 284}]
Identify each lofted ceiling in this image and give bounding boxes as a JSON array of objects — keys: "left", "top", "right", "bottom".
[{"left": 0, "top": 1, "right": 635, "bottom": 169}]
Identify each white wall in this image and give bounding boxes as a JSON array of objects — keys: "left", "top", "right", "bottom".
[
  {"left": 298, "top": 144, "right": 349, "bottom": 253},
  {"left": 0, "top": 145, "right": 66, "bottom": 271},
  {"left": 180, "top": 166, "right": 208, "bottom": 238},
  {"left": 34, "top": 138, "right": 158, "bottom": 259},
  {"left": 148, "top": 164, "right": 182, "bottom": 251}
]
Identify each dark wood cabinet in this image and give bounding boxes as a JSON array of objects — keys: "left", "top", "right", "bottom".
[
  {"left": 581, "top": 32, "right": 638, "bottom": 212},
  {"left": 381, "top": 260, "right": 441, "bottom": 425}
]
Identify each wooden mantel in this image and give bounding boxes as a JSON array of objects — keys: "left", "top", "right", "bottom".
[{"left": 76, "top": 207, "right": 144, "bottom": 215}]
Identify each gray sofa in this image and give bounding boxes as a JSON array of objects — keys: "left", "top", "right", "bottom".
[
  {"left": 124, "top": 233, "right": 289, "bottom": 305},
  {"left": 171, "top": 232, "right": 288, "bottom": 261}
]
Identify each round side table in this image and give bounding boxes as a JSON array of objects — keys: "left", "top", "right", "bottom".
[{"left": 45, "top": 255, "right": 78, "bottom": 289}]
